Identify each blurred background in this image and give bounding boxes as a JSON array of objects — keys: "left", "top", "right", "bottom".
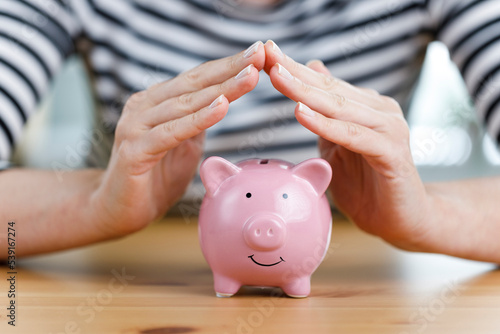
[{"left": 12, "top": 41, "right": 500, "bottom": 183}]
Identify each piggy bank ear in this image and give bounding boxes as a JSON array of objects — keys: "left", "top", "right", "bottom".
[
  {"left": 292, "top": 158, "right": 332, "bottom": 196},
  {"left": 200, "top": 156, "right": 241, "bottom": 197}
]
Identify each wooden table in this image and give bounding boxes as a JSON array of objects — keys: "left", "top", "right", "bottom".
[{"left": 1, "top": 215, "right": 500, "bottom": 334}]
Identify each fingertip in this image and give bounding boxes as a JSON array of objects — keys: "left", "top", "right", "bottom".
[
  {"left": 294, "top": 103, "right": 318, "bottom": 135},
  {"left": 296, "top": 102, "right": 315, "bottom": 118},
  {"left": 243, "top": 41, "right": 265, "bottom": 71},
  {"left": 235, "top": 64, "right": 260, "bottom": 95},
  {"left": 254, "top": 41, "right": 266, "bottom": 71},
  {"left": 222, "top": 65, "right": 260, "bottom": 103},
  {"left": 295, "top": 103, "right": 317, "bottom": 132},
  {"left": 269, "top": 62, "right": 285, "bottom": 79},
  {"left": 269, "top": 62, "right": 280, "bottom": 77},
  {"left": 268, "top": 62, "right": 282, "bottom": 90},
  {"left": 218, "top": 97, "right": 230, "bottom": 119},
  {"left": 207, "top": 94, "right": 229, "bottom": 121},
  {"left": 234, "top": 63, "right": 259, "bottom": 84},
  {"left": 248, "top": 63, "right": 259, "bottom": 76},
  {"left": 210, "top": 94, "right": 228, "bottom": 112},
  {"left": 268, "top": 40, "right": 283, "bottom": 57},
  {"left": 245, "top": 64, "right": 261, "bottom": 89},
  {"left": 219, "top": 93, "right": 229, "bottom": 106},
  {"left": 269, "top": 63, "right": 294, "bottom": 93},
  {"left": 264, "top": 39, "right": 276, "bottom": 53},
  {"left": 209, "top": 94, "right": 225, "bottom": 109},
  {"left": 264, "top": 40, "right": 284, "bottom": 73},
  {"left": 218, "top": 94, "right": 230, "bottom": 111}
]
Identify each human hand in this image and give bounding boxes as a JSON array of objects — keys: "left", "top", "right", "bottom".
[
  {"left": 263, "top": 40, "right": 433, "bottom": 251},
  {"left": 90, "top": 42, "right": 265, "bottom": 237}
]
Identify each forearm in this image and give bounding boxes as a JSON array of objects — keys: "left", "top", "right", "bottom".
[
  {"left": 0, "top": 168, "right": 106, "bottom": 259},
  {"left": 419, "top": 176, "right": 500, "bottom": 263}
]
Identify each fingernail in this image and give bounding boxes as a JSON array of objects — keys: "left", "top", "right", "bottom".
[
  {"left": 210, "top": 94, "right": 224, "bottom": 109},
  {"left": 268, "top": 40, "right": 283, "bottom": 57},
  {"left": 277, "top": 63, "right": 293, "bottom": 80},
  {"left": 298, "top": 102, "right": 315, "bottom": 117},
  {"left": 243, "top": 41, "right": 260, "bottom": 58},
  {"left": 235, "top": 64, "right": 253, "bottom": 79}
]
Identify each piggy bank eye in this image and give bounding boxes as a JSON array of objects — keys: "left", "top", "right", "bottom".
[
  {"left": 282, "top": 193, "right": 288, "bottom": 199},
  {"left": 246, "top": 192, "right": 252, "bottom": 198}
]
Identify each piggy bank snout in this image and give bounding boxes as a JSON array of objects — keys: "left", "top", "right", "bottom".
[{"left": 243, "top": 215, "right": 286, "bottom": 251}]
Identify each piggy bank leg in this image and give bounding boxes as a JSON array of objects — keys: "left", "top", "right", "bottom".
[
  {"left": 213, "top": 274, "right": 241, "bottom": 298},
  {"left": 281, "top": 276, "right": 311, "bottom": 298}
]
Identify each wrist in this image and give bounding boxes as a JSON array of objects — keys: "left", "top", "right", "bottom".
[
  {"left": 394, "top": 183, "right": 454, "bottom": 254},
  {"left": 86, "top": 168, "right": 124, "bottom": 241},
  {"left": 383, "top": 183, "right": 441, "bottom": 253},
  {"left": 88, "top": 165, "right": 156, "bottom": 239}
]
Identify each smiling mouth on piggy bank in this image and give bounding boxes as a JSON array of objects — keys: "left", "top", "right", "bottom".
[{"left": 248, "top": 255, "right": 285, "bottom": 267}]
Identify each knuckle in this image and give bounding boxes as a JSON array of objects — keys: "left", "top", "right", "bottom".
[
  {"left": 145, "top": 78, "right": 170, "bottom": 98},
  {"left": 116, "top": 139, "right": 138, "bottom": 164},
  {"left": 363, "top": 87, "right": 380, "bottom": 96},
  {"left": 162, "top": 120, "right": 175, "bottom": 135},
  {"left": 191, "top": 112, "right": 205, "bottom": 132},
  {"left": 331, "top": 93, "right": 347, "bottom": 110},
  {"left": 300, "top": 80, "right": 313, "bottom": 95},
  {"left": 123, "top": 123, "right": 142, "bottom": 142},
  {"left": 318, "top": 115, "right": 336, "bottom": 133},
  {"left": 161, "top": 122, "right": 181, "bottom": 147},
  {"left": 380, "top": 95, "right": 401, "bottom": 111},
  {"left": 214, "top": 82, "right": 225, "bottom": 97},
  {"left": 227, "top": 55, "right": 239, "bottom": 72},
  {"left": 124, "top": 91, "right": 146, "bottom": 110},
  {"left": 323, "top": 74, "right": 340, "bottom": 90},
  {"left": 392, "top": 112, "right": 407, "bottom": 124},
  {"left": 116, "top": 114, "right": 136, "bottom": 139},
  {"left": 383, "top": 113, "right": 409, "bottom": 138},
  {"left": 318, "top": 116, "right": 333, "bottom": 134},
  {"left": 396, "top": 116, "right": 410, "bottom": 137},
  {"left": 345, "top": 121, "right": 363, "bottom": 138},
  {"left": 184, "top": 68, "right": 202, "bottom": 85},
  {"left": 177, "top": 92, "right": 195, "bottom": 108},
  {"left": 130, "top": 90, "right": 146, "bottom": 101}
]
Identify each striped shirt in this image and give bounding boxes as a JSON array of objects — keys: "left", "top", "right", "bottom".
[{"left": 1, "top": 0, "right": 500, "bottom": 188}]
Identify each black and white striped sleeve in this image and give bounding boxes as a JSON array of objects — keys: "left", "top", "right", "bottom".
[
  {"left": 0, "top": 0, "right": 80, "bottom": 163},
  {"left": 430, "top": 0, "right": 500, "bottom": 145}
]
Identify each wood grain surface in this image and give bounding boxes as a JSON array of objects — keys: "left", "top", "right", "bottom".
[{"left": 1, "top": 214, "right": 499, "bottom": 334}]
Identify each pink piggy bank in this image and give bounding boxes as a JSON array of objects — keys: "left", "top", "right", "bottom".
[{"left": 199, "top": 157, "right": 332, "bottom": 298}]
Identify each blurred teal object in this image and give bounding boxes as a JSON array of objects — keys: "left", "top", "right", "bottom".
[
  {"left": 408, "top": 42, "right": 500, "bottom": 181},
  {"left": 13, "top": 55, "right": 94, "bottom": 170}
]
